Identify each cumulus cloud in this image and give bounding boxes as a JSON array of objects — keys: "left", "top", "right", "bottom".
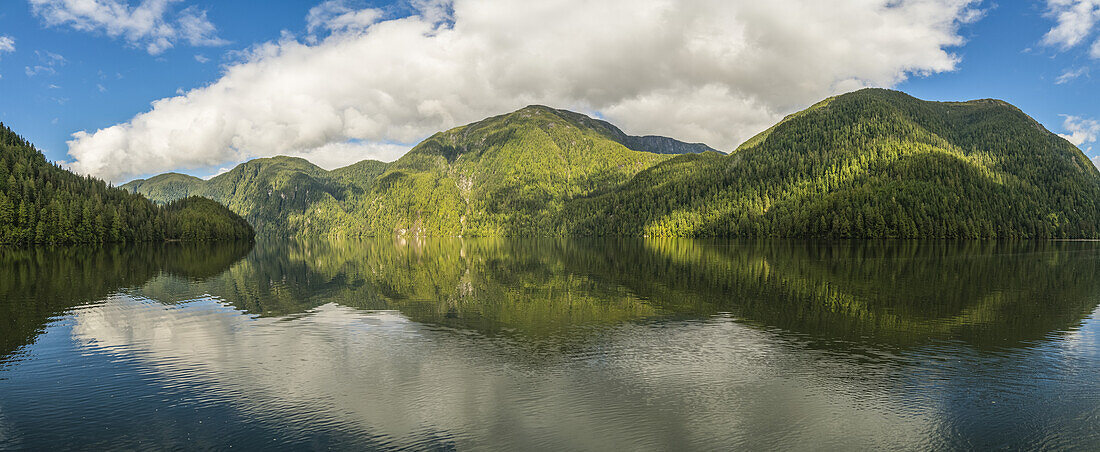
[
  {"left": 28, "top": 0, "right": 228, "bottom": 55},
  {"left": 67, "top": 0, "right": 982, "bottom": 182},
  {"left": 1058, "top": 114, "right": 1100, "bottom": 147}
]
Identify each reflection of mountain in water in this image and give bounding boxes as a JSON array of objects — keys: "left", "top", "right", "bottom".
[
  {"left": 5, "top": 238, "right": 1100, "bottom": 449},
  {"left": 134, "top": 238, "right": 1100, "bottom": 348},
  {"left": 0, "top": 241, "right": 253, "bottom": 361}
]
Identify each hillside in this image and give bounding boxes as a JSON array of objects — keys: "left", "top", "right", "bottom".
[
  {"left": 126, "top": 106, "right": 716, "bottom": 236},
  {"left": 124, "top": 90, "right": 1100, "bottom": 239},
  {"left": 0, "top": 123, "right": 253, "bottom": 243},
  {"left": 126, "top": 156, "right": 373, "bottom": 236},
  {"left": 566, "top": 89, "right": 1100, "bottom": 238},
  {"left": 355, "top": 105, "right": 705, "bottom": 236}
]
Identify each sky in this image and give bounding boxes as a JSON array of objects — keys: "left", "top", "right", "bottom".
[{"left": 1, "top": 0, "right": 1100, "bottom": 183}]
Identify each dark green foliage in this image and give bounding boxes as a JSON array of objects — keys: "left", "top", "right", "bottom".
[
  {"left": 354, "top": 105, "right": 676, "bottom": 236},
  {"left": 567, "top": 89, "right": 1100, "bottom": 238},
  {"left": 0, "top": 122, "right": 253, "bottom": 243},
  {"left": 164, "top": 197, "right": 255, "bottom": 241},
  {"left": 120, "top": 172, "right": 203, "bottom": 203},
  {"left": 125, "top": 156, "right": 384, "bottom": 237}
]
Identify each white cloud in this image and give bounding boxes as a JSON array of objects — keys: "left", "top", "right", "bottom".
[
  {"left": 24, "top": 50, "right": 67, "bottom": 77},
  {"left": 203, "top": 166, "right": 231, "bottom": 180},
  {"left": 194, "top": 54, "right": 209, "bottom": 63},
  {"left": 1042, "top": 0, "right": 1100, "bottom": 49},
  {"left": 67, "top": 0, "right": 982, "bottom": 182},
  {"left": 285, "top": 140, "right": 409, "bottom": 169},
  {"left": 0, "top": 35, "right": 14, "bottom": 56},
  {"left": 28, "top": 0, "right": 227, "bottom": 55},
  {"left": 1056, "top": 66, "right": 1090, "bottom": 83},
  {"left": 306, "top": 0, "right": 384, "bottom": 35},
  {"left": 37, "top": 50, "right": 67, "bottom": 65},
  {"left": 25, "top": 65, "right": 55, "bottom": 76},
  {"left": 0, "top": 35, "right": 13, "bottom": 78},
  {"left": 1092, "top": 155, "right": 1100, "bottom": 169},
  {"left": 1058, "top": 114, "right": 1100, "bottom": 146}
]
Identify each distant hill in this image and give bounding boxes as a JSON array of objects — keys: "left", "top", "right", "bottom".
[
  {"left": 125, "top": 105, "right": 716, "bottom": 236},
  {"left": 127, "top": 156, "right": 378, "bottom": 236},
  {"left": 0, "top": 123, "right": 252, "bottom": 243},
  {"left": 125, "top": 90, "right": 1100, "bottom": 239},
  {"left": 567, "top": 88, "right": 1100, "bottom": 238}
]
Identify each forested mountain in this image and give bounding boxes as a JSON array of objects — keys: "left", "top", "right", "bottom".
[
  {"left": 125, "top": 89, "right": 1100, "bottom": 239},
  {"left": 353, "top": 105, "right": 696, "bottom": 235},
  {"left": 568, "top": 89, "right": 1100, "bottom": 238},
  {"left": 126, "top": 156, "right": 381, "bottom": 236},
  {"left": 0, "top": 123, "right": 253, "bottom": 243},
  {"left": 125, "top": 105, "right": 714, "bottom": 236}
]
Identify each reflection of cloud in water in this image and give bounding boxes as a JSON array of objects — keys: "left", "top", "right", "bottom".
[{"left": 71, "top": 295, "right": 935, "bottom": 449}]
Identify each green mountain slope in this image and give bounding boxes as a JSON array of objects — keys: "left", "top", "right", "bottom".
[
  {"left": 566, "top": 89, "right": 1100, "bottom": 238},
  {"left": 121, "top": 172, "right": 203, "bottom": 202},
  {"left": 0, "top": 123, "right": 252, "bottom": 243},
  {"left": 125, "top": 105, "right": 714, "bottom": 237},
  {"left": 124, "top": 90, "right": 1100, "bottom": 239},
  {"left": 355, "top": 105, "right": 694, "bottom": 236},
  {"left": 126, "top": 156, "right": 377, "bottom": 236}
]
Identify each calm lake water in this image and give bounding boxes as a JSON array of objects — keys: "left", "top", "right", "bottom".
[{"left": 1, "top": 238, "right": 1099, "bottom": 450}]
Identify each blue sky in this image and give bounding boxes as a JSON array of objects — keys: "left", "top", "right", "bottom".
[
  {"left": 0, "top": 1, "right": 317, "bottom": 164},
  {"left": 1, "top": 0, "right": 1099, "bottom": 182}
]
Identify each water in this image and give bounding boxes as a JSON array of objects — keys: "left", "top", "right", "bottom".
[{"left": 1, "top": 239, "right": 1099, "bottom": 450}]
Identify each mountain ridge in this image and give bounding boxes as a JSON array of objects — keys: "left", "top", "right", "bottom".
[
  {"left": 124, "top": 89, "right": 1100, "bottom": 239},
  {"left": 566, "top": 88, "right": 1100, "bottom": 238},
  {"left": 125, "top": 105, "right": 718, "bottom": 236}
]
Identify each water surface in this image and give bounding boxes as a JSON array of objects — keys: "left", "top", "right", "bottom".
[{"left": 1, "top": 239, "right": 1099, "bottom": 450}]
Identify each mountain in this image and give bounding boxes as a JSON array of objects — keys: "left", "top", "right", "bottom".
[
  {"left": 121, "top": 172, "right": 203, "bottom": 202},
  {"left": 566, "top": 88, "right": 1100, "bottom": 238},
  {"left": 126, "top": 156, "right": 377, "bottom": 236},
  {"left": 125, "top": 90, "right": 1100, "bottom": 239},
  {"left": 355, "top": 105, "right": 710, "bottom": 236},
  {"left": 125, "top": 105, "right": 716, "bottom": 236},
  {"left": 0, "top": 123, "right": 253, "bottom": 243}
]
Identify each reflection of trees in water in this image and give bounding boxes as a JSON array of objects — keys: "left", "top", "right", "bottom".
[
  {"left": 0, "top": 241, "right": 253, "bottom": 360},
  {"left": 171, "top": 238, "right": 1100, "bottom": 348},
  {"left": 634, "top": 240, "right": 1100, "bottom": 347},
  {"left": 3, "top": 238, "right": 1096, "bottom": 359}
]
